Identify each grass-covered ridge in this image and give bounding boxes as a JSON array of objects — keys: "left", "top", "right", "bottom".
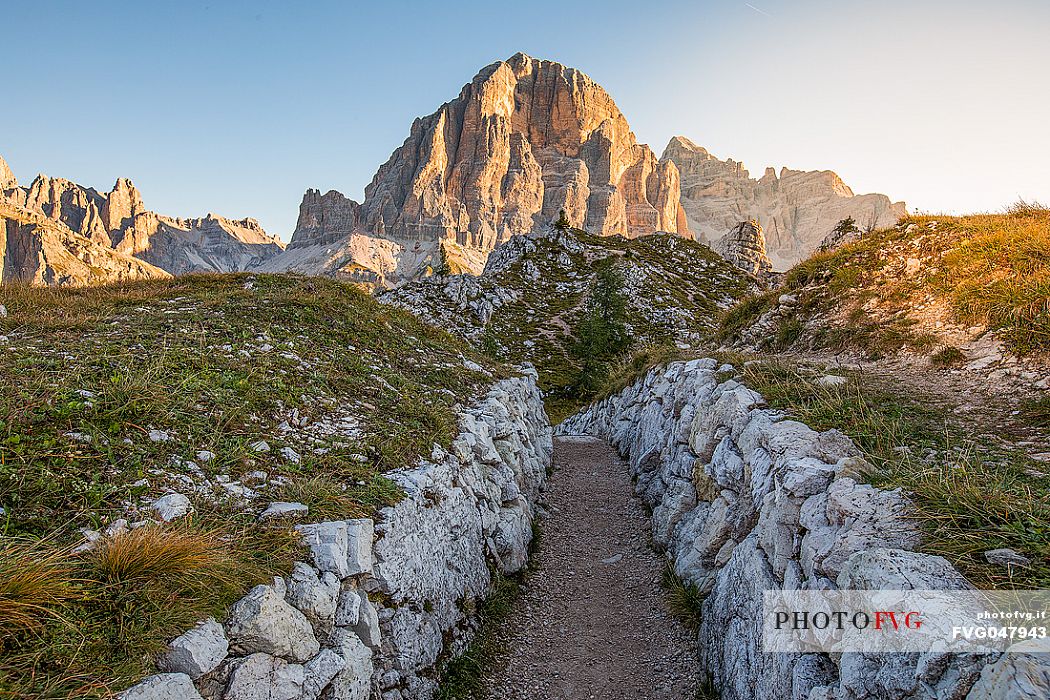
[
  {"left": 719, "top": 206, "right": 1050, "bottom": 357},
  {"left": 385, "top": 228, "right": 752, "bottom": 422},
  {"left": 0, "top": 273, "right": 501, "bottom": 697}
]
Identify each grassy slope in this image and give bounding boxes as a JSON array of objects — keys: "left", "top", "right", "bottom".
[
  {"left": 732, "top": 357, "right": 1050, "bottom": 589},
  {"left": 0, "top": 273, "right": 500, "bottom": 697},
  {"left": 472, "top": 230, "right": 749, "bottom": 421},
  {"left": 720, "top": 208, "right": 1050, "bottom": 357}
]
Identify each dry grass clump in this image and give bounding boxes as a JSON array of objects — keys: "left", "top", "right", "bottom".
[
  {"left": 0, "top": 540, "right": 76, "bottom": 639},
  {"left": 88, "top": 525, "right": 240, "bottom": 588},
  {"left": 0, "top": 522, "right": 295, "bottom": 699}
]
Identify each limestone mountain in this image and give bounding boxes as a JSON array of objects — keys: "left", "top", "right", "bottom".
[
  {"left": 0, "top": 157, "right": 285, "bottom": 285},
  {"left": 0, "top": 200, "right": 169, "bottom": 286},
  {"left": 0, "top": 154, "right": 16, "bottom": 190},
  {"left": 662, "top": 136, "right": 906, "bottom": 270},
  {"left": 263, "top": 53, "right": 688, "bottom": 287}
]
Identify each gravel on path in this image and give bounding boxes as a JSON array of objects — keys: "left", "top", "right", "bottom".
[{"left": 484, "top": 436, "right": 699, "bottom": 699}]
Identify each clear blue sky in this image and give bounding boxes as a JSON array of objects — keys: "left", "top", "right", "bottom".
[{"left": 4, "top": 0, "right": 1049, "bottom": 240}]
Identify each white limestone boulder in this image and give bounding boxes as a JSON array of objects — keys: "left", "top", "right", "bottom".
[
  {"left": 297, "top": 521, "right": 351, "bottom": 579},
  {"left": 285, "top": 562, "right": 340, "bottom": 629},
  {"left": 157, "top": 618, "right": 228, "bottom": 679},
  {"left": 325, "top": 628, "right": 374, "bottom": 700},
  {"left": 223, "top": 653, "right": 305, "bottom": 700},
  {"left": 119, "top": 673, "right": 203, "bottom": 700},
  {"left": 224, "top": 584, "right": 320, "bottom": 662}
]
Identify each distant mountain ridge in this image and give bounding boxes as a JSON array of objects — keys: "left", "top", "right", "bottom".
[
  {"left": 0, "top": 154, "right": 284, "bottom": 286},
  {"left": 2, "top": 54, "right": 909, "bottom": 287},
  {"left": 661, "top": 136, "right": 906, "bottom": 270}
]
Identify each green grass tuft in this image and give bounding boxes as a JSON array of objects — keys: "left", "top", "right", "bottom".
[
  {"left": 1020, "top": 395, "right": 1050, "bottom": 429},
  {"left": 661, "top": 561, "right": 705, "bottom": 629},
  {"left": 930, "top": 345, "right": 967, "bottom": 367}
]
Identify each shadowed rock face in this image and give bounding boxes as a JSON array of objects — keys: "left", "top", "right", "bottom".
[
  {"left": 0, "top": 162, "right": 284, "bottom": 286},
  {"left": 268, "top": 52, "right": 688, "bottom": 287},
  {"left": 661, "top": 136, "right": 906, "bottom": 270}
]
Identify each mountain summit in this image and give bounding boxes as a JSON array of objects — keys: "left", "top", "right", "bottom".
[{"left": 263, "top": 53, "right": 688, "bottom": 286}]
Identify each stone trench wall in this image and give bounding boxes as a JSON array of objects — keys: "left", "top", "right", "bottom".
[
  {"left": 121, "top": 371, "right": 553, "bottom": 700},
  {"left": 557, "top": 358, "right": 1046, "bottom": 700}
]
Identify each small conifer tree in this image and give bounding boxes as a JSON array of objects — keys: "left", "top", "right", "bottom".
[
  {"left": 552, "top": 209, "right": 572, "bottom": 232},
  {"left": 572, "top": 263, "right": 631, "bottom": 392}
]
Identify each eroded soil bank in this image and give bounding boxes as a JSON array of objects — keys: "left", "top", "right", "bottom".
[{"left": 484, "top": 437, "right": 698, "bottom": 699}]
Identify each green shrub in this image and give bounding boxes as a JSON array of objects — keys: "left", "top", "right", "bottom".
[{"left": 930, "top": 345, "right": 966, "bottom": 367}]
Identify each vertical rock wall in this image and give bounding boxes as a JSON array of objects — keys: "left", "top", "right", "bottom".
[
  {"left": 121, "top": 372, "right": 552, "bottom": 700},
  {"left": 557, "top": 359, "right": 1047, "bottom": 700}
]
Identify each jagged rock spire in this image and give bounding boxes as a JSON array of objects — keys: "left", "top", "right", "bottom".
[
  {"left": 715, "top": 220, "right": 773, "bottom": 277},
  {"left": 0, "top": 154, "right": 16, "bottom": 190}
]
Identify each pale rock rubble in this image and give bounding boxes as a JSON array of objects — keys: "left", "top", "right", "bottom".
[
  {"left": 263, "top": 53, "right": 688, "bottom": 287},
  {"left": 557, "top": 359, "right": 1048, "bottom": 699},
  {"left": 120, "top": 372, "right": 552, "bottom": 700},
  {"left": 662, "top": 136, "right": 906, "bottom": 270}
]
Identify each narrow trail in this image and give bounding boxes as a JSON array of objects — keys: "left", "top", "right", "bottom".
[{"left": 485, "top": 437, "right": 698, "bottom": 699}]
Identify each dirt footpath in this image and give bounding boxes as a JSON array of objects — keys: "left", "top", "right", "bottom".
[{"left": 484, "top": 437, "right": 698, "bottom": 699}]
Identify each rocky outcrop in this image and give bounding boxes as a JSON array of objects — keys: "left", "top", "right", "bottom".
[
  {"left": 265, "top": 53, "right": 688, "bottom": 287},
  {"left": 0, "top": 160, "right": 284, "bottom": 286},
  {"left": 288, "top": 189, "right": 362, "bottom": 249},
  {"left": 714, "top": 220, "right": 773, "bottom": 277},
  {"left": 379, "top": 227, "right": 750, "bottom": 371},
  {"left": 120, "top": 372, "right": 552, "bottom": 700},
  {"left": 661, "top": 136, "right": 906, "bottom": 270},
  {"left": 557, "top": 359, "right": 1048, "bottom": 700}
]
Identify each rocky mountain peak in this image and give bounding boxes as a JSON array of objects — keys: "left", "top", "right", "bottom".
[
  {"left": 289, "top": 188, "right": 361, "bottom": 249},
  {"left": 269, "top": 53, "right": 688, "bottom": 286},
  {"left": 0, "top": 154, "right": 16, "bottom": 190},
  {"left": 102, "top": 177, "right": 145, "bottom": 233},
  {"left": 663, "top": 136, "right": 715, "bottom": 162},
  {"left": 0, "top": 155, "right": 284, "bottom": 285}
]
